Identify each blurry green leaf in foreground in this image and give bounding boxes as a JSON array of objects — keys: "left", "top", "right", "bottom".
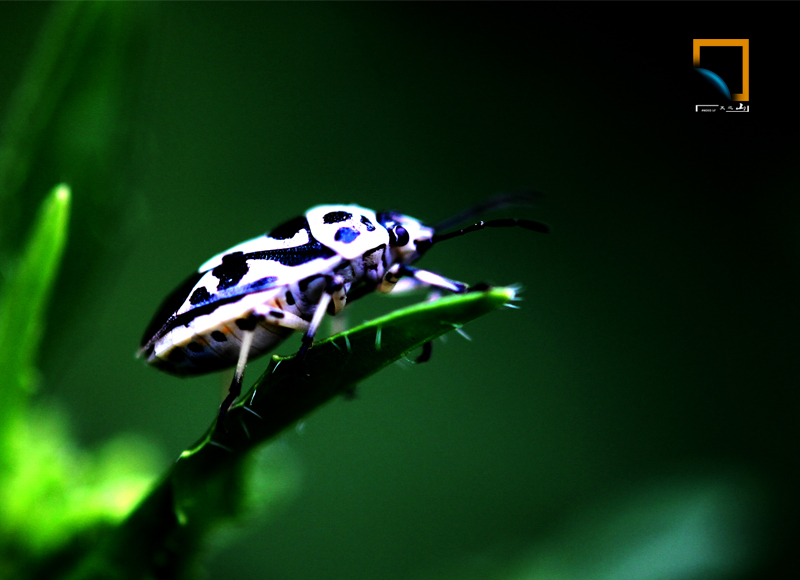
[
  {"left": 67, "top": 287, "right": 517, "bottom": 580},
  {"left": 0, "top": 185, "right": 160, "bottom": 580},
  {"left": 0, "top": 183, "right": 70, "bottom": 421},
  {"left": 0, "top": 407, "right": 160, "bottom": 557}
]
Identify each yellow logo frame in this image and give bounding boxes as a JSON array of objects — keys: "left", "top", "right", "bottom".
[{"left": 692, "top": 39, "right": 749, "bottom": 102}]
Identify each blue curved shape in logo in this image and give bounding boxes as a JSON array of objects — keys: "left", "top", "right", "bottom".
[{"left": 694, "top": 68, "right": 732, "bottom": 100}]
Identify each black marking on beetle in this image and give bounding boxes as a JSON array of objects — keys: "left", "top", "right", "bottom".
[
  {"left": 246, "top": 238, "right": 336, "bottom": 267},
  {"left": 363, "top": 243, "right": 386, "bottom": 260},
  {"left": 146, "top": 293, "right": 250, "bottom": 348},
  {"left": 187, "top": 341, "right": 204, "bottom": 353},
  {"left": 168, "top": 349, "right": 186, "bottom": 363},
  {"left": 189, "top": 286, "right": 211, "bottom": 305},
  {"left": 361, "top": 215, "right": 376, "bottom": 231},
  {"left": 213, "top": 252, "right": 249, "bottom": 291},
  {"left": 268, "top": 216, "right": 308, "bottom": 240},
  {"left": 299, "top": 275, "right": 324, "bottom": 293},
  {"left": 236, "top": 316, "right": 259, "bottom": 331},
  {"left": 285, "top": 290, "right": 295, "bottom": 305},
  {"left": 211, "top": 330, "right": 227, "bottom": 342},
  {"left": 243, "top": 276, "right": 278, "bottom": 292},
  {"left": 270, "top": 310, "right": 285, "bottom": 319},
  {"left": 323, "top": 211, "right": 352, "bottom": 224},
  {"left": 335, "top": 227, "right": 360, "bottom": 243},
  {"left": 142, "top": 229, "right": 336, "bottom": 349}
]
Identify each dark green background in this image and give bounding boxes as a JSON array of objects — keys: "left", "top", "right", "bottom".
[{"left": 1, "top": 3, "right": 796, "bottom": 579}]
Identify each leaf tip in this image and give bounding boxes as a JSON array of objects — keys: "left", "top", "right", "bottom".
[
  {"left": 53, "top": 182, "right": 71, "bottom": 202},
  {"left": 496, "top": 286, "right": 518, "bottom": 301},
  {"left": 481, "top": 285, "right": 519, "bottom": 309}
]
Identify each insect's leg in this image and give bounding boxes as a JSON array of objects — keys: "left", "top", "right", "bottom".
[
  {"left": 218, "top": 326, "right": 256, "bottom": 428},
  {"left": 396, "top": 265, "right": 468, "bottom": 294},
  {"left": 380, "top": 266, "right": 470, "bottom": 364},
  {"left": 297, "top": 275, "right": 344, "bottom": 360},
  {"left": 251, "top": 304, "right": 310, "bottom": 332},
  {"left": 384, "top": 267, "right": 468, "bottom": 364},
  {"left": 415, "top": 340, "right": 433, "bottom": 363},
  {"left": 466, "top": 282, "right": 492, "bottom": 293}
]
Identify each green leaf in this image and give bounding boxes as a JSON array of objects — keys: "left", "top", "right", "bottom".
[
  {"left": 0, "top": 184, "right": 71, "bottom": 428},
  {"left": 64, "top": 287, "right": 516, "bottom": 580}
]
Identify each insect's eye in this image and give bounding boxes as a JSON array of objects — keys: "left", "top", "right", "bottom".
[{"left": 389, "top": 225, "right": 409, "bottom": 247}]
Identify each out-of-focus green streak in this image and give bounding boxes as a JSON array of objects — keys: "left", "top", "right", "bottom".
[
  {"left": 0, "top": 6, "right": 172, "bottom": 579},
  {"left": 0, "top": 184, "right": 70, "bottom": 428},
  {"left": 0, "top": 185, "right": 162, "bottom": 580}
]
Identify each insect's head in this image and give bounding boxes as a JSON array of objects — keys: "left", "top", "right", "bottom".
[{"left": 376, "top": 211, "right": 435, "bottom": 263}]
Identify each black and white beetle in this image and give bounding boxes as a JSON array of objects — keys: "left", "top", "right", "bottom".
[{"left": 139, "top": 194, "right": 549, "bottom": 423}]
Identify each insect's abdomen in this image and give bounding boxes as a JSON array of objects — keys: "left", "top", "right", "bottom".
[
  {"left": 144, "top": 285, "right": 305, "bottom": 376},
  {"left": 147, "top": 316, "right": 294, "bottom": 376},
  {"left": 142, "top": 256, "right": 362, "bottom": 376}
]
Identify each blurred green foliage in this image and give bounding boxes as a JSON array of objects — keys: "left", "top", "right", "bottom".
[
  {"left": 0, "top": 185, "right": 160, "bottom": 578},
  {"left": 0, "top": 2, "right": 797, "bottom": 580},
  {"left": 0, "top": 5, "right": 164, "bottom": 576},
  {"left": 0, "top": 185, "right": 70, "bottom": 414}
]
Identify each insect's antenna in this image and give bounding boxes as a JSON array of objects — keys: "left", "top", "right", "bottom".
[
  {"left": 432, "top": 190, "right": 543, "bottom": 233},
  {"left": 431, "top": 218, "right": 550, "bottom": 244}
]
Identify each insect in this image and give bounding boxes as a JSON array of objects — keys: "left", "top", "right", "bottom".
[{"left": 139, "top": 193, "right": 549, "bottom": 424}]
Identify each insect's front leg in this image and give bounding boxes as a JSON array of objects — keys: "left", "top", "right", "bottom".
[
  {"left": 378, "top": 265, "right": 468, "bottom": 365},
  {"left": 380, "top": 264, "right": 468, "bottom": 294}
]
